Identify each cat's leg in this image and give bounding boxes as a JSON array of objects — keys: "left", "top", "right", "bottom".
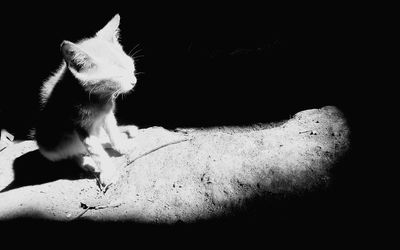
[
  {"left": 103, "top": 111, "right": 132, "bottom": 154},
  {"left": 39, "top": 132, "right": 104, "bottom": 175},
  {"left": 76, "top": 154, "right": 99, "bottom": 173},
  {"left": 81, "top": 135, "right": 119, "bottom": 186},
  {"left": 98, "top": 127, "right": 114, "bottom": 149},
  {"left": 39, "top": 131, "right": 87, "bottom": 162}
]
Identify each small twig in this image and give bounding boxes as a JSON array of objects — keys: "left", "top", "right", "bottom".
[
  {"left": 73, "top": 207, "right": 91, "bottom": 220},
  {"left": 90, "top": 172, "right": 108, "bottom": 194},
  {"left": 91, "top": 138, "right": 191, "bottom": 193},
  {"left": 299, "top": 130, "right": 318, "bottom": 135},
  {"left": 70, "top": 138, "right": 191, "bottom": 221},
  {"left": 125, "top": 138, "right": 191, "bottom": 166},
  {"left": 0, "top": 129, "right": 14, "bottom": 152},
  {"left": 71, "top": 202, "right": 122, "bottom": 221}
]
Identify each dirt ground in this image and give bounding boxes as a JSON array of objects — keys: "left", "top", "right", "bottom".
[{"left": 0, "top": 106, "right": 350, "bottom": 227}]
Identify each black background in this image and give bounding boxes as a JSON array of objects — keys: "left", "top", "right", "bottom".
[
  {"left": 0, "top": 3, "right": 357, "bottom": 139},
  {"left": 0, "top": 3, "right": 366, "bottom": 239}
]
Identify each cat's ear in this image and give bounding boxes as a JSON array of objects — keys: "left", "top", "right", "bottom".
[
  {"left": 96, "top": 14, "right": 120, "bottom": 43},
  {"left": 61, "top": 41, "right": 95, "bottom": 71}
]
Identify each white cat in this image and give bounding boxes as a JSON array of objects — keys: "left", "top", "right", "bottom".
[{"left": 36, "top": 14, "right": 138, "bottom": 188}]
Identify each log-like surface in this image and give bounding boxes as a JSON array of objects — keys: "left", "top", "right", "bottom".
[{"left": 0, "top": 106, "right": 350, "bottom": 224}]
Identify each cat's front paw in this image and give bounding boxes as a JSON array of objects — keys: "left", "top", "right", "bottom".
[
  {"left": 98, "top": 158, "right": 119, "bottom": 188},
  {"left": 79, "top": 155, "right": 101, "bottom": 173}
]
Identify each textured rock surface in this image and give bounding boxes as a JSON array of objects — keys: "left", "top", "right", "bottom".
[{"left": 0, "top": 106, "right": 350, "bottom": 223}]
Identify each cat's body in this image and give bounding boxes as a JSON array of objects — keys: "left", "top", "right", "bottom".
[{"left": 36, "top": 14, "right": 137, "bottom": 187}]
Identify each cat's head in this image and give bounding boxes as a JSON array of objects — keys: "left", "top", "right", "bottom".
[{"left": 61, "top": 14, "right": 137, "bottom": 96}]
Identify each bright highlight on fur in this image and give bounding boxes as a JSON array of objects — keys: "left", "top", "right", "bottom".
[
  {"left": 35, "top": 14, "right": 139, "bottom": 189},
  {"left": 41, "top": 14, "right": 137, "bottom": 104}
]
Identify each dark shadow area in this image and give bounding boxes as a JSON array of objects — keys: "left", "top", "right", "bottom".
[
  {"left": 0, "top": 4, "right": 363, "bottom": 240},
  {"left": 0, "top": 187, "right": 349, "bottom": 241},
  {"left": 0, "top": 5, "right": 357, "bottom": 141},
  {"left": 1, "top": 151, "right": 355, "bottom": 237},
  {"left": 0, "top": 150, "right": 91, "bottom": 193}
]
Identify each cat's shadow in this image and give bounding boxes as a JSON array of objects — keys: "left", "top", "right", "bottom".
[{"left": 1, "top": 150, "right": 99, "bottom": 193}]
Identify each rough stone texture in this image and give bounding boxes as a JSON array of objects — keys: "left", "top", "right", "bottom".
[{"left": 0, "top": 106, "right": 350, "bottom": 223}]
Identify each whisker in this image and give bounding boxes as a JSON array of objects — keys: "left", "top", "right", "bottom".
[
  {"left": 131, "top": 48, "right": 143, "bottom": 57},
  {"left": 88, "top": 85, "right": 97, "bottom": 100},
  {"left": 133, "top": 55, "right": 144, "bottom": 59},
  {"left": 108, "top": 89, "right": 118, "bottom": 103},
  {"left": 128, "top": 43, "right": 141, "bottom": 56}
]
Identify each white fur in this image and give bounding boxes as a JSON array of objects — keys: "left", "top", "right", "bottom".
[
  {"left": 40, "top": 62, "right": 67, "bottom": 105},
  {"left": 38, "top": 14, "right": 137, "bottom": 187},
  {"left": 74, "top": 38, "right": 136, "bottom": 92},
  {"left": 40, "top": 14, "right": 136, "bottom": 106},
  {"left": 39, "top": 111, "right": 119, "bottom": 162}
]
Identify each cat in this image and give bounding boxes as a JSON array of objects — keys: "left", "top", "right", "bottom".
[{"left": 35, "top": 14, "right": 138, "bottom": 188}]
